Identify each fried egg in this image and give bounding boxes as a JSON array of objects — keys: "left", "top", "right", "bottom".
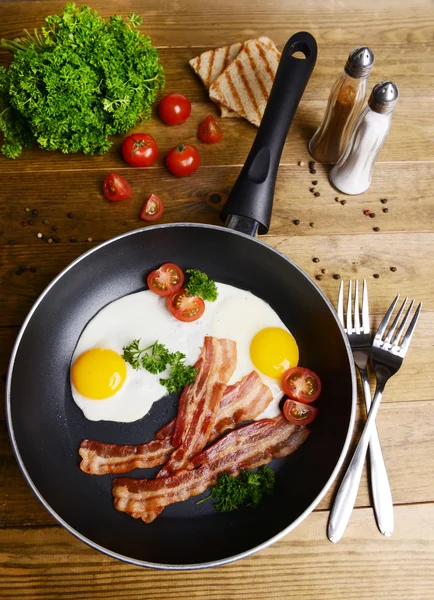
[{"left": 71, "top": 283, "right": 298, "bottom": 422}]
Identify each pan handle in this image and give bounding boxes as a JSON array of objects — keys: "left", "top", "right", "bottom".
[{"left": 221, "top": 31, "right": 317, "bottom": 236}]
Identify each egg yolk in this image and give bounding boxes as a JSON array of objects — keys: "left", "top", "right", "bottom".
[
  {"left": 71, "top": 348, "right": 126, "bottom": 400},
  {"left": 250, "top": 327, "right": 299, "bottom": 379}
]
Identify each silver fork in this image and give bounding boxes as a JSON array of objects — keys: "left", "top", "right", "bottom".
[
  {"left": 328, "top": 292, "right": 422, "bottom": 543},
  {"left": 332, "top": 280, "right": 394, "bottom": 541}
]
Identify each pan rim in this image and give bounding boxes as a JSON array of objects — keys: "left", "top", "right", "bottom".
[{"left": 6, "top": 222, "right": 357, "bottom": 570}]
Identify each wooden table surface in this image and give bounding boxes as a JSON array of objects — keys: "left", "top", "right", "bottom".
[{"left": 1, "top": 0, "right": 434, "bottom": 597}]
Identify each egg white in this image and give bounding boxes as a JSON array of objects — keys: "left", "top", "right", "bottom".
[{"left": 71, "top": 283, "right": 291, "bottom": 422}]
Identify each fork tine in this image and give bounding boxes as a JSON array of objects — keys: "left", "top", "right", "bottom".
[
  {"left": 361, "top": 279, "right": 370, "bottom": 334},
  {"left": 375, "top": 294, "right": 400, "bottom": 341},
  {"left": 384, "top": 297, "right": 408, "bottom": 345},
  {"left": 337, "top": 281, "right": 344, "bottom": 327},
  {"left": 391, "top": 299, "right": 414, "bottom": 349},
  {"left": 354, "top": 280, "right": 360, "bottom": 334},
  {"left": 346, "top": 280, "right": 353, "bottom": 333},
  {"left": 399, "top": 302, "right": 422, "bottom": 356}
]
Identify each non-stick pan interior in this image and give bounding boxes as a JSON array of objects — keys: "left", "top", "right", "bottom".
[{"left": 8, "top": 224, "right": 355, "bottom": 568}]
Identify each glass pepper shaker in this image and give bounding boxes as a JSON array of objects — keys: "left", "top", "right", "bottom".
[
  {"left": 309, "top": 46, "right": 374, "bottom": 164},
  {"left": 329, "top": 81, "right": 399, "bottom": 195}
]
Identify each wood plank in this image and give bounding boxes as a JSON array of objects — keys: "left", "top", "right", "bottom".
[
  {"left": 1, "top": 164, "right": 433, "bottom": 243},
  {"left": 2, "top": 401, "right": 434, "bottom": 527},
  {"left": 0, "top": 96, "right": 433, "bottom": 171},
  {"left": 0, "top": 504, "right": 433, "bottom": 599},
  {"left": 2, "top": 44, "right": 433, "bottom": 102},
  {"left": 0, "top": 0, "right": 434, "bottom": 47}
]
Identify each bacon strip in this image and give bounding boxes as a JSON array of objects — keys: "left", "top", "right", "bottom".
[
  {"left": 164, "top": 337, "right": 237, "bottom": 473},
  {"left": 112, "top": 415, "right": 309, "bottom": 522},
  {"left": 79, "top": 437, "right": 174, "bottom": 475},
  {"left": 79, "top": 370, "right": 272, "bottom": 476}
]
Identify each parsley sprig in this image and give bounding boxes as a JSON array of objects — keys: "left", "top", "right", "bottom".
[
  {"left": 197, "top": 466, "right": 275, "bottom": 512},
  {"left": 185, "top": 269, "right": 218, "bottom": 302},
  {"left": 122, "top": 340, "right": 197, "bottom": 393}
]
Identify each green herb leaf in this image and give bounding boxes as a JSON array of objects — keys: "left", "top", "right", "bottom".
[
  {"left": 198, "top": 466, "right": 275, "bottom": 512},
  {"left": 141, "top": 342, "right": 171, "bottom": 374},
  {"left": 160, "top": 351, "right": 197, "bottom": 393},
  {"left": 185, "top": 269, "right": 218, "bottom": 302},
  {"left": 0, "top": 4, "right": 164, "bottom": 158}
]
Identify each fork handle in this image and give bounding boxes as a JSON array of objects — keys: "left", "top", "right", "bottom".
[
  {"left": 361, "top": 373, "right": 394, "bottom": 536},
  {"left": 327, "top": 379, "right": 386, "bottom": 543}
]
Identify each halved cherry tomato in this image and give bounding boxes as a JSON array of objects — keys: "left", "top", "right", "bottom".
[
  {"left": 140, "top": 194, "right": 164, "bottom": 222},
  {"left": 158, "top": 93, "right": 191, "bottom": 125},
  {"left": 147, "top": 263, "right": 184, "bottom": 297},
  {"left": 121, "top": 134, "right": 158, "bottom": 167},
  {"left": 198, "top": 116, "right": 223, "bottom": 143},
  {"left": 103, "top": 173, "right": 132, "bottom": 201},
  {"left": 283, "top": 399, "right": 318, "bottom": 426},
  {"left": 281, "top": 367, "right": 322, "bottom": 403},
  {"left": 167, "top": 288, "right": 205, "bottom": 322},
  {"left": 166, "top": 144, "right": 200, "bottom": 177}
]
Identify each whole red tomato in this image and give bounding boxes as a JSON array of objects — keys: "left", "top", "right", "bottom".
[
  {"left": 102, "top": 173, "right": 132, "bottom": 201},
  {"left": 198, "top": 116, "right": 223, "bottom": 143},
  {"left": 158, "top": 94, "right": 191, "bottom": 125},
  {"left": 166, "top": 144, "right": 200, "bottom": 177},
  {"left": 121, "top": 134, "right": 158, "bottom": 167}
]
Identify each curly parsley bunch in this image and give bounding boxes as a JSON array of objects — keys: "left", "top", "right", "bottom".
[{"left": 0, "top": 3, "right": 165, "bottom": 158}]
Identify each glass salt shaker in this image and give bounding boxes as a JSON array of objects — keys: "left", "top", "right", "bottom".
[
  {"left": 329, "top": 81, "right": 399, "bottom": 195},
  {"left": 309, "top": 46, "right": 374, "bottom": 164}
]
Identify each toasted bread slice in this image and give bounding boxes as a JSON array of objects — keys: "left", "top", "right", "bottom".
[
  {"left": 209, "top": 37, "right": 281, "bottom": 127},
  {"left": 189, "top": 43, "right": 243, "bottom": 117}
]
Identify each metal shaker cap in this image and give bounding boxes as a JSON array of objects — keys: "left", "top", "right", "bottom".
[
  {"left": 368, "top": 81, "right": 399, "bottom": 114},
  {"left": 344, "top": 46, "right": 374, "bottom": 78}
]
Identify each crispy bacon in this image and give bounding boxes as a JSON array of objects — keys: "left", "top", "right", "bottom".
[
  {"left": 79, "top": 437, "right": 174, "bottom": 475},
  {"left": 78, "top": 370, "right": 272, "bottom": 476},
  {"left": 112, "top": 415, "right": 309, "bottom": 522},
  {"left": 164, "top": 337, "right": 237, "bottom": 473}
]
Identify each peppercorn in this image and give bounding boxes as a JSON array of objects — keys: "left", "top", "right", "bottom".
[
  {"left": 310, "top": 187, "right": 316, "bottom": 193},
  {"left": 315, "top": 274, "right": 323, "bottom": 281},
  {"left": 312, "top": 257, "right": 320, "bottom": 263},
  {"left": 363, "top": 209, "right": 371, "bottom": 215},
  {"left": 30, "top": 267, "right": 36, "bottom": 273},
  {"left": 310, "top": 222, "right": 315, "bottom": 227},
  {"left": 312, "top": 180, "right": 318, "bottom": 185},
  {"left": 47, "top": 238, "right": 53, "bottom": 244},
  {"left": 373, "top": 273, "right": 380, "bottom": 279},
  {"left": 314, "top": 192, "right": 320, "bottom": 197},
  {"left": 390, "top": 266, "right": 397, "bottom": 272},
  {"left": 310, "top": 169, "right": 317, "bottom": 174},
  {"left": 87, "top": 237, "right": 93, "bottom": 242},
  {"left": 298, "top": 160, "right": 305, "bottom": 167},
  {"left": 52, "top": 225, "right": 57, "bottom": 231},
  {"left": 25, "top": 207, "right": 30, "bottom": 212},
  {"left": 28, "top": 220, "right": 34, "bottom": 225},
  {"left": 383, "top": 208, "right": 388, "bottom": 213},
  {"left": 15, "top": 269, "right": 22, "bottom": 275},
  {"left": 209, "top": 193, "right": 222, "bottom": 204},
  {"left": 369, "top": 212, "right": 376, "bottom": 218},
  {"left": 32, "top": 209, "right": 38, "bottom": 215},
  {"left": 308, "top": 161, "right": 315, "bottom": 169},
  {"left": 19, "top": 265, "right": 26, "bottom": 273},
  {"left": 373, "top": 227, "right": 380, "bottom": 232},
  {"left": 42, "top": 219, "right": 49, "bottom": 225},
  {"left": 380, "top": 198, "right": 388, "bottom": 204},
  {"left": 67, "top": 213, "right": 74, "bottom": 219},
  {"left": 321, "top": 268, "right": 327, "bottom": 274},
  {"left": 340, "top": 200, "right": 346, "bottom": 205},
  {"left": 293, "top": 219, "right": 301, "bottom": 225},
  {"left": 8, "top": 240, "right": 15, "bottom": 245},
  {"left": 333, "top": 274, "right": 341, "bottom": 280},
  {"left": 70, "top": 237, "right": 77, "bottom": 242},
  {"left": 36, "top": 233, "right": 42, "bottom": 239},
  {"left": 335, "top": 197, "right": 340, "bottom": 203},
  {"left": 20, "top": 221, "right": 28, "bottom": 227}
]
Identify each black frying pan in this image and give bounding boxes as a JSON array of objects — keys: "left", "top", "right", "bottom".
[{"left": 6, "top": 32, "right": 356, "bottom": 569}]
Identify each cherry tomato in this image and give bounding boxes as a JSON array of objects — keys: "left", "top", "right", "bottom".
[
  {"left": 103, "top": 173, "right": 132, "bottom": 201},
  {"left": 166, "top": 144, "right": 200, "bottom": 177},
  {"left": 121, "top": 134, "right": 158, "bottom": 167},
  {"left": 139, "top": 194, "right": 164, "bottom": 221},
  {"left": 198, "top": 116, "right": 223, "bottom": 143},
  {"left": 147, "top": 263, "right": 184, "bottom": 297},
  {"left": 158, "top": 93, "right": 191, "bottom": 125},
  {"left": 281, "top": 367, "right": 322, "bottom": 403},
  {"left": 167, "top": 288, "right": 205, "bottom": 322},
  {"left": 283, "top": 399, "right": 318, "bottom": 426}
]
